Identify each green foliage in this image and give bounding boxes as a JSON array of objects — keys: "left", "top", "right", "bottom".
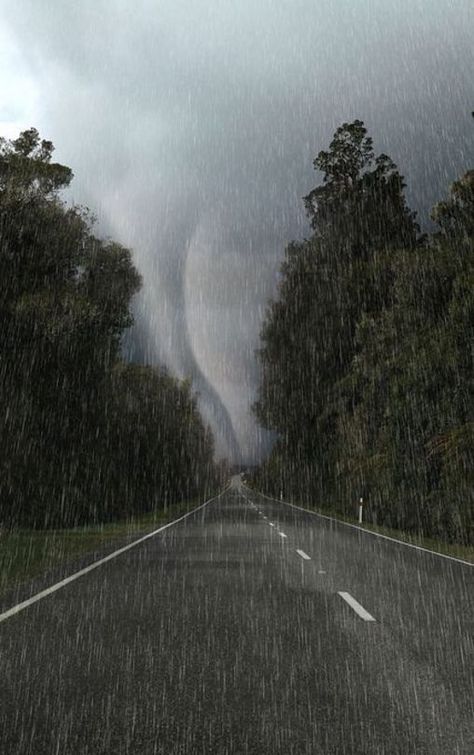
[
  {"left": 0, "top": 129, "right": 219, "bottom": 529},
  {"left": 96, "top": 364, "right": 218, "bottom": 519},
  {"left": 254, "top": 120, "right": 473, "bottom": 544},
  {"left": 303, "top": 120, "right": 419, "bottom": 254},
  {"left": 431, "top": 170, "right": 474, "bottom": 239},
  {"left": 0, "top": 127, "right": 73, "bottom": 198}
]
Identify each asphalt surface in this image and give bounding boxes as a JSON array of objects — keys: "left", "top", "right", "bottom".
[{"left": 0, "top": 478, "right": 473, "bottom": 754}]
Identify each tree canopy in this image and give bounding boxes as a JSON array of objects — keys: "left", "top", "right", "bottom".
[
  {"left": 0, "top": 129, "right": 219, "bottom": 528},
  {"left": 253, "top": 120, "right": 473, "bottom": 545}
]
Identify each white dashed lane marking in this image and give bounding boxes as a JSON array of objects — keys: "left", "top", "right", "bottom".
[
  {"left": 338, "top": 592, "right": 376, "bottom": 622},
  {"left": 296, "top": 549, "right": 311, "bottom": 561}
]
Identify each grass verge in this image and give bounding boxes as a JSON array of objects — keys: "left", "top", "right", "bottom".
[
  {"left": 0, "top": 496, "right": 212, "bottom": 598},
  {"left": 316, "top": 505, "right": 474, "bottom": 563}
]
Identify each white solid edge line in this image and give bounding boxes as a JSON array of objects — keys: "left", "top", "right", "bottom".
[
  {"left": 243, "top": 485, "right": 473, "bottom": 568},
  {"left": 0, "top": 486, "right": 230, "bottom": 625},
  {"left": 296, "top": 549, "right": 311, "bottom": 560},
  {"left": 338, "top": 591, "right": 376, "bottom": 622}
]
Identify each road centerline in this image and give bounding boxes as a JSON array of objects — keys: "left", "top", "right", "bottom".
[
  {"left": 296, "top": 549, "right": 311, "bottom": 560},
  {"left": 338, "top": 591, "right": 376, "bottom": 622}
]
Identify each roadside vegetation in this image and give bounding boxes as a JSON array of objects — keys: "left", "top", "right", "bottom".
[
  {"left": 252, "top": 118, "right": 473, "bottom": 547},
  {"left": 0, "top": 128, "right": 221, "bottom": 531}
]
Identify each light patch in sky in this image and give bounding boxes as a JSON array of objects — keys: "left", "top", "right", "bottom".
[{"left": 0, "top": 25, "right": 38, "bottom": 138}]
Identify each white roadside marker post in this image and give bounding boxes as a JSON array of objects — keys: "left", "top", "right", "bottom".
[{"left": 358, "top": 497, "right": 363, "bottom": 524}]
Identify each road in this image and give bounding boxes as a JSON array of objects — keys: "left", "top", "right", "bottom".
[{"left": 0, "top": 477, "right": 472, "bottom": 754}]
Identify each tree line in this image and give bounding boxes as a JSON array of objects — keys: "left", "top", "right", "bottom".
[
  {"left": 253, "top": 119, "right": 473, "bottom": 545},
  {"left": 0, "top": 128, "right": 220, "bottom": 529}
]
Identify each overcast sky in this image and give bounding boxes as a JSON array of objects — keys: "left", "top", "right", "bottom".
[{"left": 1, "top": 0, "right": 473, "bottom": 462}]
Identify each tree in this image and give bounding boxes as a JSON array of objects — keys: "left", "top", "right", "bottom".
[
  {"left": 303, "top": 120, "right": 418, "bottom": 257},
  {"left": 0, "top": 127, "right": 72, "bottom": 198},
  {"left": 254, "top": 119, "right": 473, "bottom": 544},
  {"left": 255, "top": 121, "right": 419, "bottom": 504},
  {"left": 0, "top": 129, "right": 218, "bottom": 528}
]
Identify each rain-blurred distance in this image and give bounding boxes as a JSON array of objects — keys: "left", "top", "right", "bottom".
[{"left": 0, "top": 1, "right": 473, "bottom": 541}]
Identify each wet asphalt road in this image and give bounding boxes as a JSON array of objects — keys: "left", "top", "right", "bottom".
[{"left": 0, "top": 479, "right": 473, "bottom": 754}]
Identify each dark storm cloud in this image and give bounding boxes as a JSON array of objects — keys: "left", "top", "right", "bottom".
[{"left": 2, "top": 0, "right": 473, "bottom": 460}]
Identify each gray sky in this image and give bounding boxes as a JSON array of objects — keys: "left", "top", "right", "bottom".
[{"left": 1, "top": 0, "right": 473, "bottom": 462}]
